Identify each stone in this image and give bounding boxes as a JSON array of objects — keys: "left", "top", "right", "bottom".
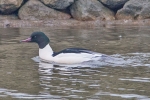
[
  {"left": 0, "top": 0, "right": 23, "bottom": 14},
  {"left": 116, "top": 0, "right": 150, "bottom": 20},
  {"left": 40, "top": 0, "right": 74, "bottom": 9},
  {"left": 99, "top": 0, "right": 129, "bottom": 10},
  {"left": 18, "top": 0, "right": 71, "bottom": 20},
  {"left": 70, "top": 0, "right": 115, "bottom": 21}
]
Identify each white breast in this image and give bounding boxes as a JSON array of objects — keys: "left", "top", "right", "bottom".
[{"left": 39, "top": 44, "right": 54, "bottom": 61}]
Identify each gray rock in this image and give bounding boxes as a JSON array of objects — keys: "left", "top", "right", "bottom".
[
  {"left": 99, "top": 0, "right": 129, "bottom": 10},
  {"left": 70, "top": 0, "right": 115, "bottom": 21},
  {"left": 40, "top": 0, "right": 74, "bottom": 9},
  {"left": 0, "top": 0, "right": 23, "bottom": 14},
  {"left": 116, "top": 0, "right": 150, "bottom": 20},
  {"left": 18, "top": 0, "right": 71, "bottom": 20}
]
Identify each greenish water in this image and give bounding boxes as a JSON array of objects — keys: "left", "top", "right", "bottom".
[{"left": 0, "top": 26, "right": 150, "bottom": 100}]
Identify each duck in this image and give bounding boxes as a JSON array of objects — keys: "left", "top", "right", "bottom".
[{"left": 21, "top": 32, "right": 110, "bottom": 64}]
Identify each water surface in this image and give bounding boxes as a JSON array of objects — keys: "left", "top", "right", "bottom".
[{"left": 0, "top": 26, "right": 150, "bottom": 100}]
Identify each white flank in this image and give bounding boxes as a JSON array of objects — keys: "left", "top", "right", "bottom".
[{"left": 39, "top": 44, "right": 102, "bottom": 64}]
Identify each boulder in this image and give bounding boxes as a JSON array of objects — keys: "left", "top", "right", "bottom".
[
  {"left": 40, "top": 0, "right": 74, "bottom": 9},
  {"left": 0, "top": 0, "right": 23, "bottom": 14},
  {"left": 70, "top": 0, "right": 115, "bottom": 21},
  {"left": 116, "top": 0, "right": 150, "bottom": 20},
  {"left": 98, "top": 0, "right": 129, "bottom": 10},
  {"left": 18, "top": 0, "right": 71, "bottom": 20}
]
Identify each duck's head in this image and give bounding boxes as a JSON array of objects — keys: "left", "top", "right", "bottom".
[{"left": 21, "top": 32, "right": 50, "bottom": 49}]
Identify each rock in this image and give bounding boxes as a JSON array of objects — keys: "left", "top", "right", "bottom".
[
  {"left": 70, "top": 0, "right": 115, "bottom": 21},
  {"left": 40, "top": 0, "right": 74, "bottom": 9},
  {"left": 116, "top": 0, "right": 150, "bottom": 20},
  {"left": 99, "top": 0, "right": 129, "bottom": 10},
  {"left": 0, "top": 0, "right": 23, "bottom": 14},
  {"left": 18, "top": 0, "right": 71, "bottom": 20}
]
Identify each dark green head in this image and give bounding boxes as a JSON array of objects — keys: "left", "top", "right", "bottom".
[{"left": 21, "top": 32, "right": 50, "bottom": 49}]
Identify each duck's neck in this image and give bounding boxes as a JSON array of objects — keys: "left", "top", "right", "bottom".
[{"left": 39, "top": 44, "right": 54, "bottom": 60}]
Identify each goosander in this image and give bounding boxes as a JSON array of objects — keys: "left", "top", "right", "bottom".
[{"left": 21, "top": 32, "right": 109, "bottom": 64}]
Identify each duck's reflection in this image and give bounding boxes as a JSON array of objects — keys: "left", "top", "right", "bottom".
[
  {"left": 34, "top": 56, "right": 99, "bottom": 98},
  {"left": 34, "top": 55, "right": 137, "bottom": 99},
  {"left": 32, "top": 53, "right": 150, "bottom": 99}
]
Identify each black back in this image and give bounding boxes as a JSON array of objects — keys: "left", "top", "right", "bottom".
[{"left": 52, "top": 48, "right": 93, "bottom": 57}]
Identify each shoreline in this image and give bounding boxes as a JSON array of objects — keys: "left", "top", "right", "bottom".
[{"left": 1, "top": 19, "right": 150, "bottom": 28}]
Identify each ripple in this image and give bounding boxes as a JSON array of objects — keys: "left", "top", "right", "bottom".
[
  {"left": 119, "top": 78, "right": 150, "bottom": 83},
  {"left": 94, "top": 92, "right": 150, "bottom": 99},
  {"left": 0, "top": 88, "right": 61, "bottom": 99}
]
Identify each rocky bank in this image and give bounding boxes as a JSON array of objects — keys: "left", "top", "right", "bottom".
[{"left": 0, "top": 0, "right": 150, "bottom": 28}]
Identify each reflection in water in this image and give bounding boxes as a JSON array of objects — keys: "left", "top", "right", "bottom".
[
  {"left": 37, "top": 58, "right": 150, "bottom": 100},
  {"left": 94, "top": 92, "right": 149, "bottom": 99},
  {"left": 0, "top": 26, "right": 150, "bottom": 99},
  {"left": 0, "top": 88, "right": 61, "bottom": 99}
]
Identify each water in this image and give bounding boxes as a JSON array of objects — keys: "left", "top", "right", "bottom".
[{"left": 0, "top": 26, "right": 150, "bottom": 100}]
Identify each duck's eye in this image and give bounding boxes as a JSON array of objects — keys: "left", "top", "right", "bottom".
[
  {"left": 33, "top": 36, "right": 36, "bottom": 38},
  {"left": 31, "top": 36, "right": 36, "bottom": 39}
]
